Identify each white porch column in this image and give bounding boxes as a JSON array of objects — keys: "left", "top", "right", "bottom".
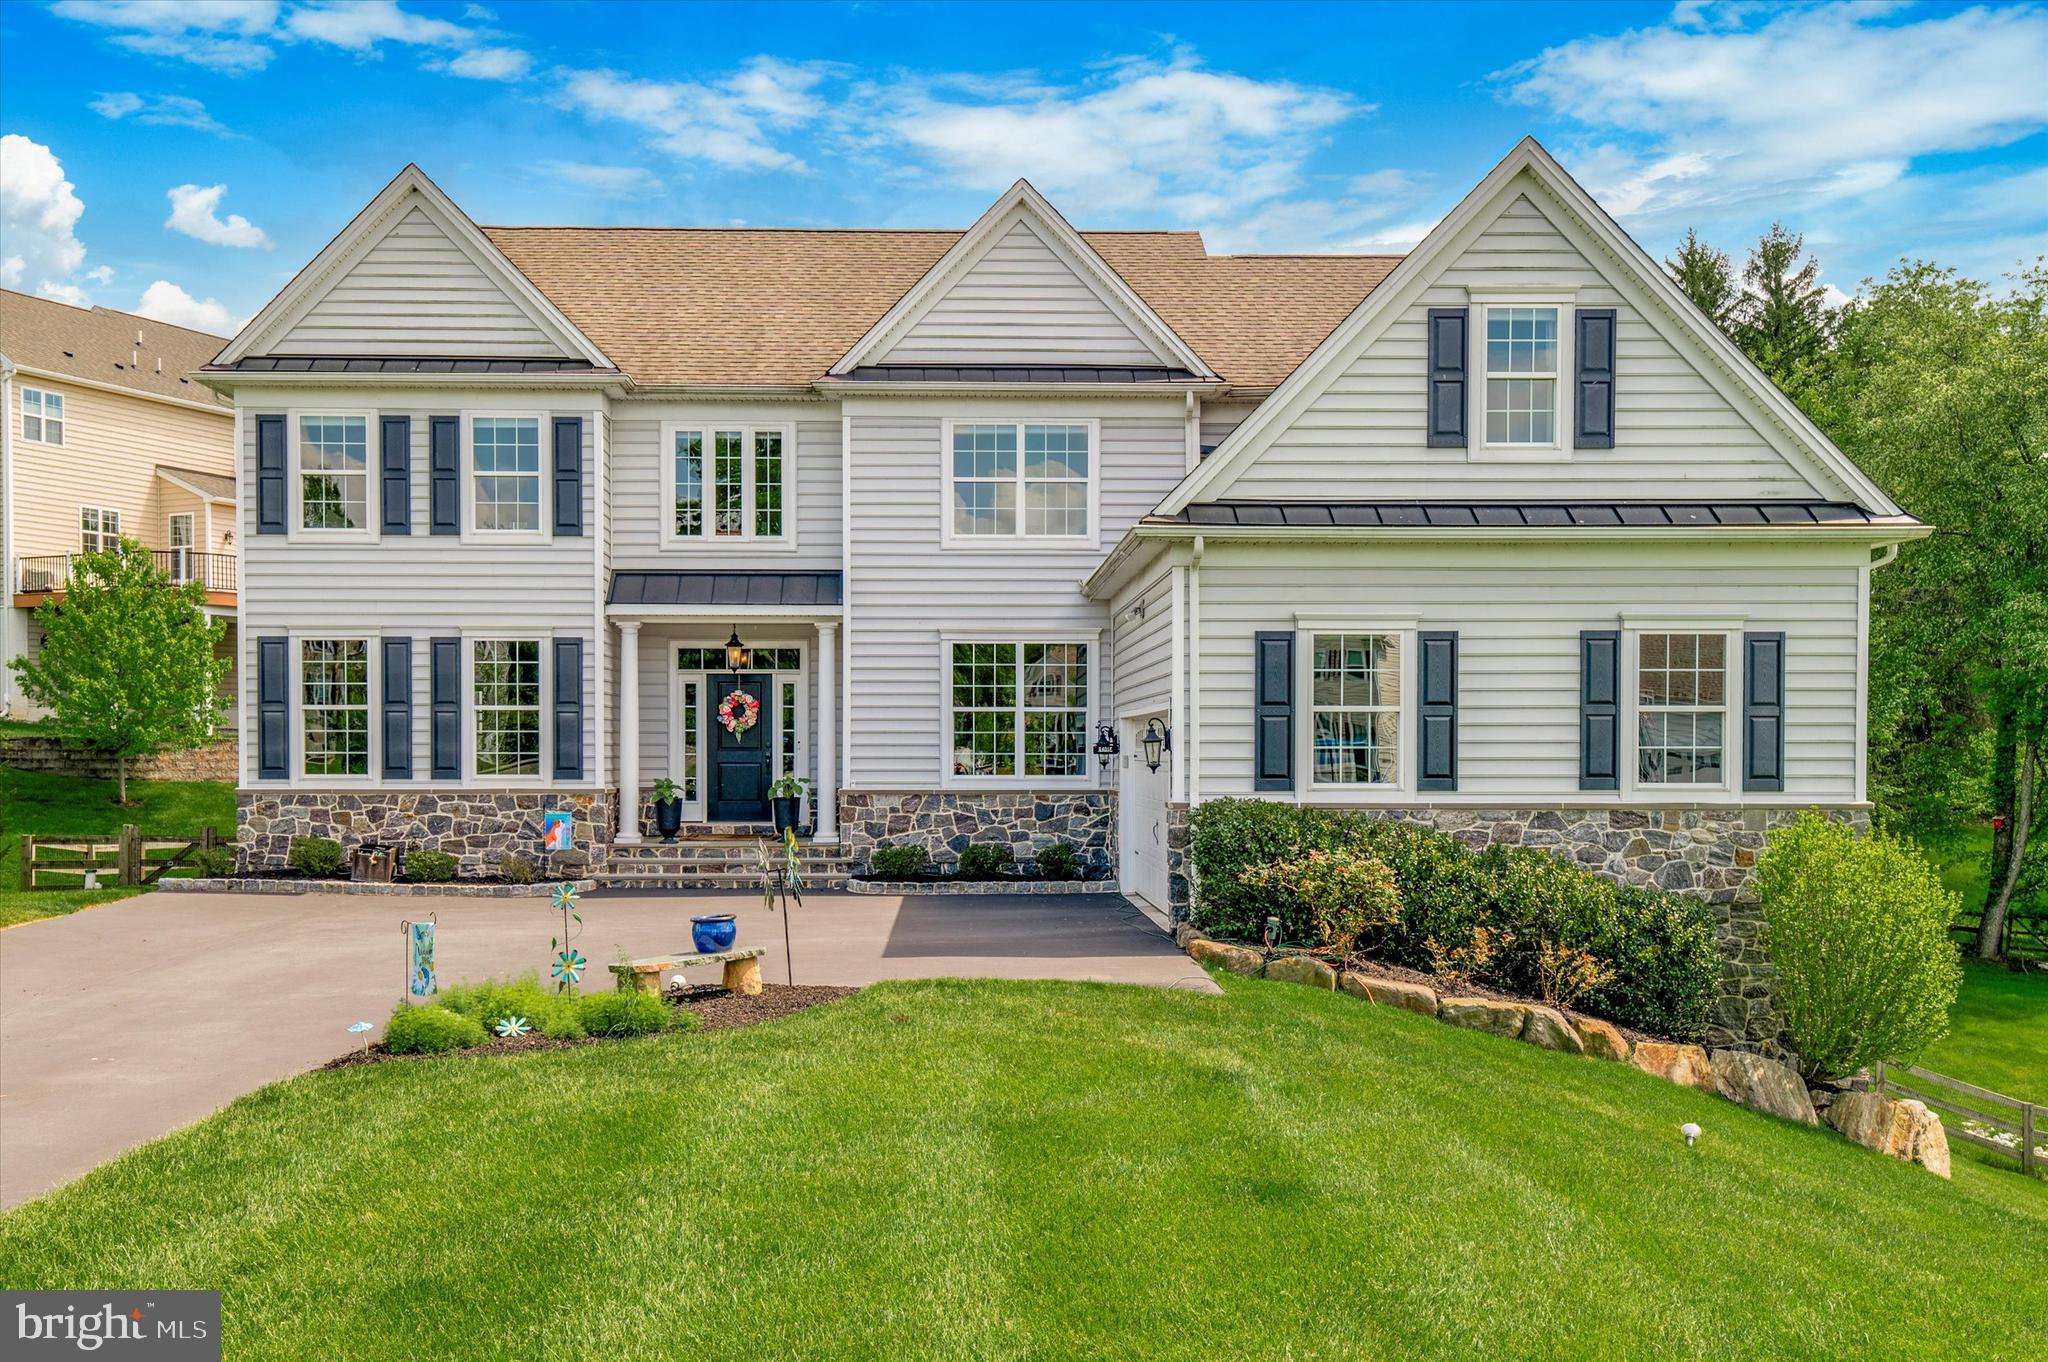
[
  {"left": 815, "top": 620, "right": 838, "bottom": 841},
  {"left": 616, "top": 620, "right": 642, "bottom": 845}
]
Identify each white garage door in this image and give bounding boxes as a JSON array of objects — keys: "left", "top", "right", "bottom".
[{"left": 1119, "top": 713, "right": 1171, "bottom": 910}]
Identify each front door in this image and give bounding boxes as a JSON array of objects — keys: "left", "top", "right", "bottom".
[{"left": 708, "top": 674, "right": 771, "bottom": 822}]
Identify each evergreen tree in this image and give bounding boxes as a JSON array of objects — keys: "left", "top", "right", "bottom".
[
  {"left": 1665, "top": 228, "right": 1737, "bottom": 329},
  {"left": 1735, "top": 222, "right": 1837, "bottom": 403}
]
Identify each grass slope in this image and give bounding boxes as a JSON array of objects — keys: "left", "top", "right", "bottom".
[
  {"left": 0, "top": 768, "right": 234, "bottom": 927},
  {"left": 1919, "top": 961, "right": 2047, "bottom": 1101},
  {"left": 2, "top": 976, "right": 2043, "bottom": 1361}
]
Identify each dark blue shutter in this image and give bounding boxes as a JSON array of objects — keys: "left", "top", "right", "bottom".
[
  {"left": 429, "top": 416, "right": 460, "bottom": 535},
  {"left": 1580, "top": 630, "right": 1621, "bottom": 791},
  {"left": 256, "top": 415, "right": 287, "bottom": 534},
  {"left": 1575, "top": 308, "right": 1616, "bottom": 449},
  {"left": 552, "top": 417, "right": 584, "bottom": 537},
  {"left": 380, "top": 415, "right": 411, "bottom": 534},
  {"left": 1426, "top": 308, "right": 1468, "bottom": 449},
  {"left": 1253, "top": 631, "right": 1295, "bottom": 792},
  {"left": 553, "top": 637, "right": 585, "bottom": 779},
  {"left": 257, "top": 636, "right": 289, "bottom": 779},
  {"left": 382, "top": 637, "right": 413, "bottom": 779},
  {"left": 1417, "top": 631, "right": 1459, "bottom": 791},
  {"left": 1743, "top": 632, "right": 1786, "bottom": 792},
  {"left": 430, "top": 636, "right": 461, "bottom": 779}
]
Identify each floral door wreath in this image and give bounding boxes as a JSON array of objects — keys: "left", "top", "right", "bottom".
[{"left": 719, "top": 689, "right": 761, "bottom": 735}]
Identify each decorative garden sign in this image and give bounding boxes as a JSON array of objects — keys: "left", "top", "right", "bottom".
[
  {"left": 407, "top": 919, "right": 438, "bottom": 998},
  {"left": 542, "top": 811, "right": 573, "bottom": 854}
]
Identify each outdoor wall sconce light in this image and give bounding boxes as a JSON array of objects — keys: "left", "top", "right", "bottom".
[
  {"left": 1092, "top": 722, "right": 1121, "bottom": 771},
  {"left": 724, "top": 628, "right": 751, "bottom": 674},
  {"left": 1141, "top": 718, "right": 1171, "bottom": 772}
]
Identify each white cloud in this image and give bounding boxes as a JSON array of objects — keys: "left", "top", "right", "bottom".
[
  {"left": 38, "top": 283, "right": 90, "bottom": 307},
  {"left": 555, "top": 58, "right": 831, "bottom": 171},
  {"left": 165, "top": 184, "right": 275, "bottom": 249},
  {"left": 135, "top": 280, "right": 239, "bottom": 334},
  {"left": 87, "top": 265, "right": 117, "bottom": 284},
  {"left": 538, "top": 161, "right": 664, "bottom": 199},
  {"left": 281, "top": 0, "right": 471, "bottom": 50},
  {"left": 89, "top": 91, "right": 233, "bottom": 136},
  {"left": 0, "top": 135, "right": 90, "bottom": 297},
  {"left": 446, "top": 46, "right": 530, "bottom": 80},
  {"left": 53, "top": 0, "right": 280, "bottom": 72}
]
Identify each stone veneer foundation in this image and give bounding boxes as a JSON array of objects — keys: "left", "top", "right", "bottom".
[
  {"left": 238, "top": 791, "right": 613, "bottom": 876},
  {"left": 838, "top": 791, "right": 1116, "bottom": 875},
  {"left": 1163, "top": 803, "right": 1870, "bottom": 1051}
]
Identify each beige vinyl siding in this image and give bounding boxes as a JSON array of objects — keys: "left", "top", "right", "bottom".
[
  {"left": 234, "top": 389, "right": 601, "bottom": 786},
  {"left": 9, "top": 378, "right": 232, "bottom": 558},
  {"left": 875, "top": 219, "right": 1163, "bottom": 368},
  {"left": 1214, "top": 186, "right": 1837, "bottom": 503},
  {"left": 270, "top": 207, "right": 565, "bottom": 358},
  {"left": 1190, "top": 539, "right": 1863, "bottom": 802},
  {"left": 844, "top": 403, "right": 1186, "bottom": 787},
  {"left": 607, "top": 404, "right": 842, "bottom": 569}
]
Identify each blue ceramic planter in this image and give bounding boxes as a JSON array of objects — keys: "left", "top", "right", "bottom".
[{"left": 691, "top": 913, "right": 738, "bottom": 954}]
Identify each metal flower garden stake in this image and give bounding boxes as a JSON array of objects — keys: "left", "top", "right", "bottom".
[
  {"left": 550, "top": 882, "right": 586, "bottom": 992},
  {"left": 754, "top": 828, "right": 804, "bottom": 985}
]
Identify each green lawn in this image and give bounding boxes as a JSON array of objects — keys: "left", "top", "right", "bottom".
[
  {"left": 0, "top": 767, "right": 234, "bottom": 928},
  {"left": 1, "top": 976, "right": 2042, "bottom": 1361},
  {"left": 1919, "top": 961, "right": 2047, "bottom": 1101}
]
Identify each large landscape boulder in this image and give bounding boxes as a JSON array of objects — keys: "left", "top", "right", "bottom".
[
  {"left": 1187, "top": 938, "right": 1265, "bottom": 977},
  {"left": 1264, "top": 954, "right": 1337, "bottom": 990},
  {"left": 1630, "top": 1041, "right": 1717, "bottom": 1092},
  {"left": 1709, "top": 1049, "right": 1820, "bottom": 1126},
  {"left": 1571, "top": 1016, "right": 1631, "bottom": 1063},
  {"left": 1825, "top": 1091, "right": 1952, "bottom": 1178},
  {"left": 1519, "top": 1006, "right": 1586, "bottom": 1056},
  {"left": 1439, "top": 996, "right": 1529, "bottom": 1038},
  {"left": 1339, "top": 973, "right": 1440, "bottom": 1016}
]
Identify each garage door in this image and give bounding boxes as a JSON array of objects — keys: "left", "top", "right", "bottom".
[{"left": 1119, "top": 713, "right": 1171, "bottom": 910}]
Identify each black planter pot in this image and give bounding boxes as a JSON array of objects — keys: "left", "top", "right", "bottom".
[
  {"left": 772, "top": 796, "right": 803, "bottom": 835},
  {"left": 653, "top": 798, "right": 684, "bottom": 842}
]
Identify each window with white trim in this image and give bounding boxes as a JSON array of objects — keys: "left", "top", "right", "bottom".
[
  {"left": 669, "top": 425, "right": 787, "bottom": 541},
  {"left": 1637, "top": 632, "right": 1727, "bottom": 785},
  {"left": 1309, "top": 633, "right": 1401, "bottom": 785},
  {"left": 950, "top": 641, "right": 1088, "bottom": 778},
  {"left": 472, "top": 416, "right": 542, "bottom": 532},
  {"left": 1484, "top": 306, "right": 1559, "bottom": 445},
  {"left": 299, "top": 415, "right": 369, "bottom": 530},
  {"left": 949, "top": 422, "right": 1091, "bottom": 539},
  {"left": 22, "top": 387, "right": 64, "bottom": 444},
  {"left": 79, "top": 506, "right": 121, "bottom": 553},
  {"left": 473, "top": 639, "right": 542, "bottom": 778},
  {"left": 302, "top": 639, "right": 370, "bottom": 777}
]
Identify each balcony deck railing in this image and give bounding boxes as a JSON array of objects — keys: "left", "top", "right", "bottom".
[{"left": 15, "top": 550, "right": 237, "bottom": 597}]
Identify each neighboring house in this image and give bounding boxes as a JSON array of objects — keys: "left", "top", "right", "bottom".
[
  {"left": 1, "top": 291, "right": 238, "bottom": 720},
  {"left": 199, "top": 139, "right": 1924, "bottom": 1043}
]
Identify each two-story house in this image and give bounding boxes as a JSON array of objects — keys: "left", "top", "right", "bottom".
[
  {"left": 2, "top": 291, "right": 238, "bottom": 719},
  {"left": 200, "top": 140, "right": 1924, "bottom": 1016}
]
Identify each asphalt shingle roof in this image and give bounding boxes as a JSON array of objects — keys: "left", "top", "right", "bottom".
[{"left": 0, "top": 289, "right": 231, "bottom": 408}]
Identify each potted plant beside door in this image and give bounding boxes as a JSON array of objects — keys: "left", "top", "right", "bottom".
[
  {"left": 768, "top": 774, "right": 810, "bottom": 836},
  {"left": 651, "top": 777, "right": 684, "bottom": 843}
]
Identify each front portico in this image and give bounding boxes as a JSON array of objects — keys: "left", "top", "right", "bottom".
[{"left": 609, "top": 571, "right": 841, "bottom": 844}]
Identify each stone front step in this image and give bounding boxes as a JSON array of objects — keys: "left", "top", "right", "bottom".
[{"left": 595, "top": 869, "right": 851, "bottom": 891}]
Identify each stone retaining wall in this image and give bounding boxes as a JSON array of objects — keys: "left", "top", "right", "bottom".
[
  {"left": 847, "top": 877, "right": 1121, "bottom": 896},
  {"left": 237, "top": 791, "right": 613, "bottom": 876},
  {"left": 159, "top": 876, "right": 596, "bottom": 898},
  {"left": 2, "top": 735, "right": 238, "bottom": 781},
  {"left": 838, "top": 791, "right": 1115, "bottom": 874}
]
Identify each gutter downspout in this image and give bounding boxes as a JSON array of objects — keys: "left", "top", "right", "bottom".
[
  {"left": 1188, "top": 533, "right": 1204, "bottom": 810},
  {"left": 1183, "top": 389, "right": 1198, "bottom": 473}
]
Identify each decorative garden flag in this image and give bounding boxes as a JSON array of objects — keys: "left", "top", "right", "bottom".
[
  {"left": 408, "top": 920, "right": 438, "bottom": 997},
  {"left": 543, "top": 811, "right": 573, "bottom": 854}
]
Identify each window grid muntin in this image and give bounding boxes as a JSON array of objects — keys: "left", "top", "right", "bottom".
[
  {"left": 1310, "top": 633, "right": 1402, "bottom": 786},
  {"left": 754, "top": 432, "right": 784, "bottom": 538},
  {"left": 676, "top": 646, "right": 801, "bottom": 672},
  {"left": 950, "top": 641, "right": 1089, "bottom": 779},
  {"left": 473, "top": 639, "right": 542, "bottom": 778},
  {"left": 301, "top": 639, "right": 370, "bottom": 778},
  {"left": 22, "top": 387, "right": 63, "bottom": 444},
  {"left": 951, "top": 423, "right": 1091, "bottom": 539},
  {"left": 951, "top": 424, "right": 1017, "bottom": 537},
  {"left": 1484, "top": 306, "right": 1559, "bottom": 445},
  {"left": 681, "top": 679, "right": 700, "bottom": 802},
  {"left": 778, "top": 678, "right": 798, "bottom": 778},
  {"left": 670, "top": 426, "right": 785, "bottom": 541},
  {"left": 713, "top": 430, "right": 744, "bottom": 536},
  {"left": 672, "top": 430, "right": 703, "bottom": 537},
  {"left": 79, "top": 506, "right": 121, "bottom": 553},
  {"left": 472, "top": 416, "right": 541, "bottom": 533},
  {"left": 299, "top": 415, "right": 368, "bottom": 530},
  {"left": 1637, "top": 632, "right": 1728, "bottom": 786}
]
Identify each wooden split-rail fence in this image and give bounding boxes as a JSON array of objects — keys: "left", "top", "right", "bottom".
[
  {"left": 1874, "top": 1062, "right": 2040, "bottom": 1175},
  {"left": 16, "top": 825, "right": 232, "bottom": 891}
]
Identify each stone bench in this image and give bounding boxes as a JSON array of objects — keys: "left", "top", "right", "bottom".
[{"left": 610, "top": 947, "right": 765, "bottom": 997}]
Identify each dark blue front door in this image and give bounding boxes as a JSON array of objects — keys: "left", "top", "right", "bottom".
[{"left": 709, "top": 674, "right": 771, "bottom": 822}]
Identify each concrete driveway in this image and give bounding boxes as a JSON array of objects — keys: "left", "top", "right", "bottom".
[{"left": 0, "top": 889, "right": 1209, "bottom": 1209}]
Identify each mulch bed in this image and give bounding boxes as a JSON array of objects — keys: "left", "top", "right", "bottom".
[{"left": 320, "top": 983, "right": 859, "bottom": 1070}]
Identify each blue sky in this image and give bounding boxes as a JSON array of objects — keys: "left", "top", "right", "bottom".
[{"left": 2, "top": 0, "right": 2044, "bottom": 335}]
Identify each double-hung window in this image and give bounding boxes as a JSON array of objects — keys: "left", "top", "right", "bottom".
[
  {"left": 666, "top": 424, "right": 788, "bottom": 544},
  {"left": 79, "top": 506, "right": 121, "bottom": 553},
  {"left": 1309, "top": 633, "right": 1402, "bottom": 786},
  {"left": 299, "top": 415, "right": 369, "bottom": 530},
  {"left": 949, "top": 641, "right": 1088, "bottom": 779},
  {"left": 1637, "top": 632, "right": 1727, "bottom": 786},
  {"left": 1484, "top": 306, "right": 1560, "bottom": 446},
  {"left": 947, "top": 421, "right": 1093, "bottom": 543},
  {"left": 473, "top": 640, "right": 543, "bottom": 779},
  {"left": 302, "top": 639, "right": 370, "bottom": 778},
  {"left": 472, "top": 416, "right": 542, "bottom": 533},
  {"left": 22, "top": 387, "right": 64, "bottom": 444}
]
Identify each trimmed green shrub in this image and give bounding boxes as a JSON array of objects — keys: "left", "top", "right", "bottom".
[
  {"left": 286, "top": 836, "right": 344, "bottom": 878},
  {"left": 188, "top": 846, "right": 235, "bottom": 878},
  {"left": 1034, "top": 842, "right": 1082, "bottom": 880},
  {"left": 1238, "top": 846, "right": 1401, "bottom": 957},
  {"left": 957, "top": 843, "right": 1013, "bottom": 880},
  {"left": 439, "top": 974, "right": 584, "bottom": 1040},
  {"left": 576, "top": 990, "right": 679, "bottom": 1038},
  {"left": 382, "top": 1003, "right": 488, "bottom": 1054},
  {"left": 1757, "top": 812, "right": 1962, "bottom": 1079},
  {"left": 869, "top": 845, "right": 929, "bottom": 878},
  {"left": 403, "top": 850, "right": 458, "bottom": 883},
  {"left": 497, "top": 853, "right": 536, "bottom": 885}
]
